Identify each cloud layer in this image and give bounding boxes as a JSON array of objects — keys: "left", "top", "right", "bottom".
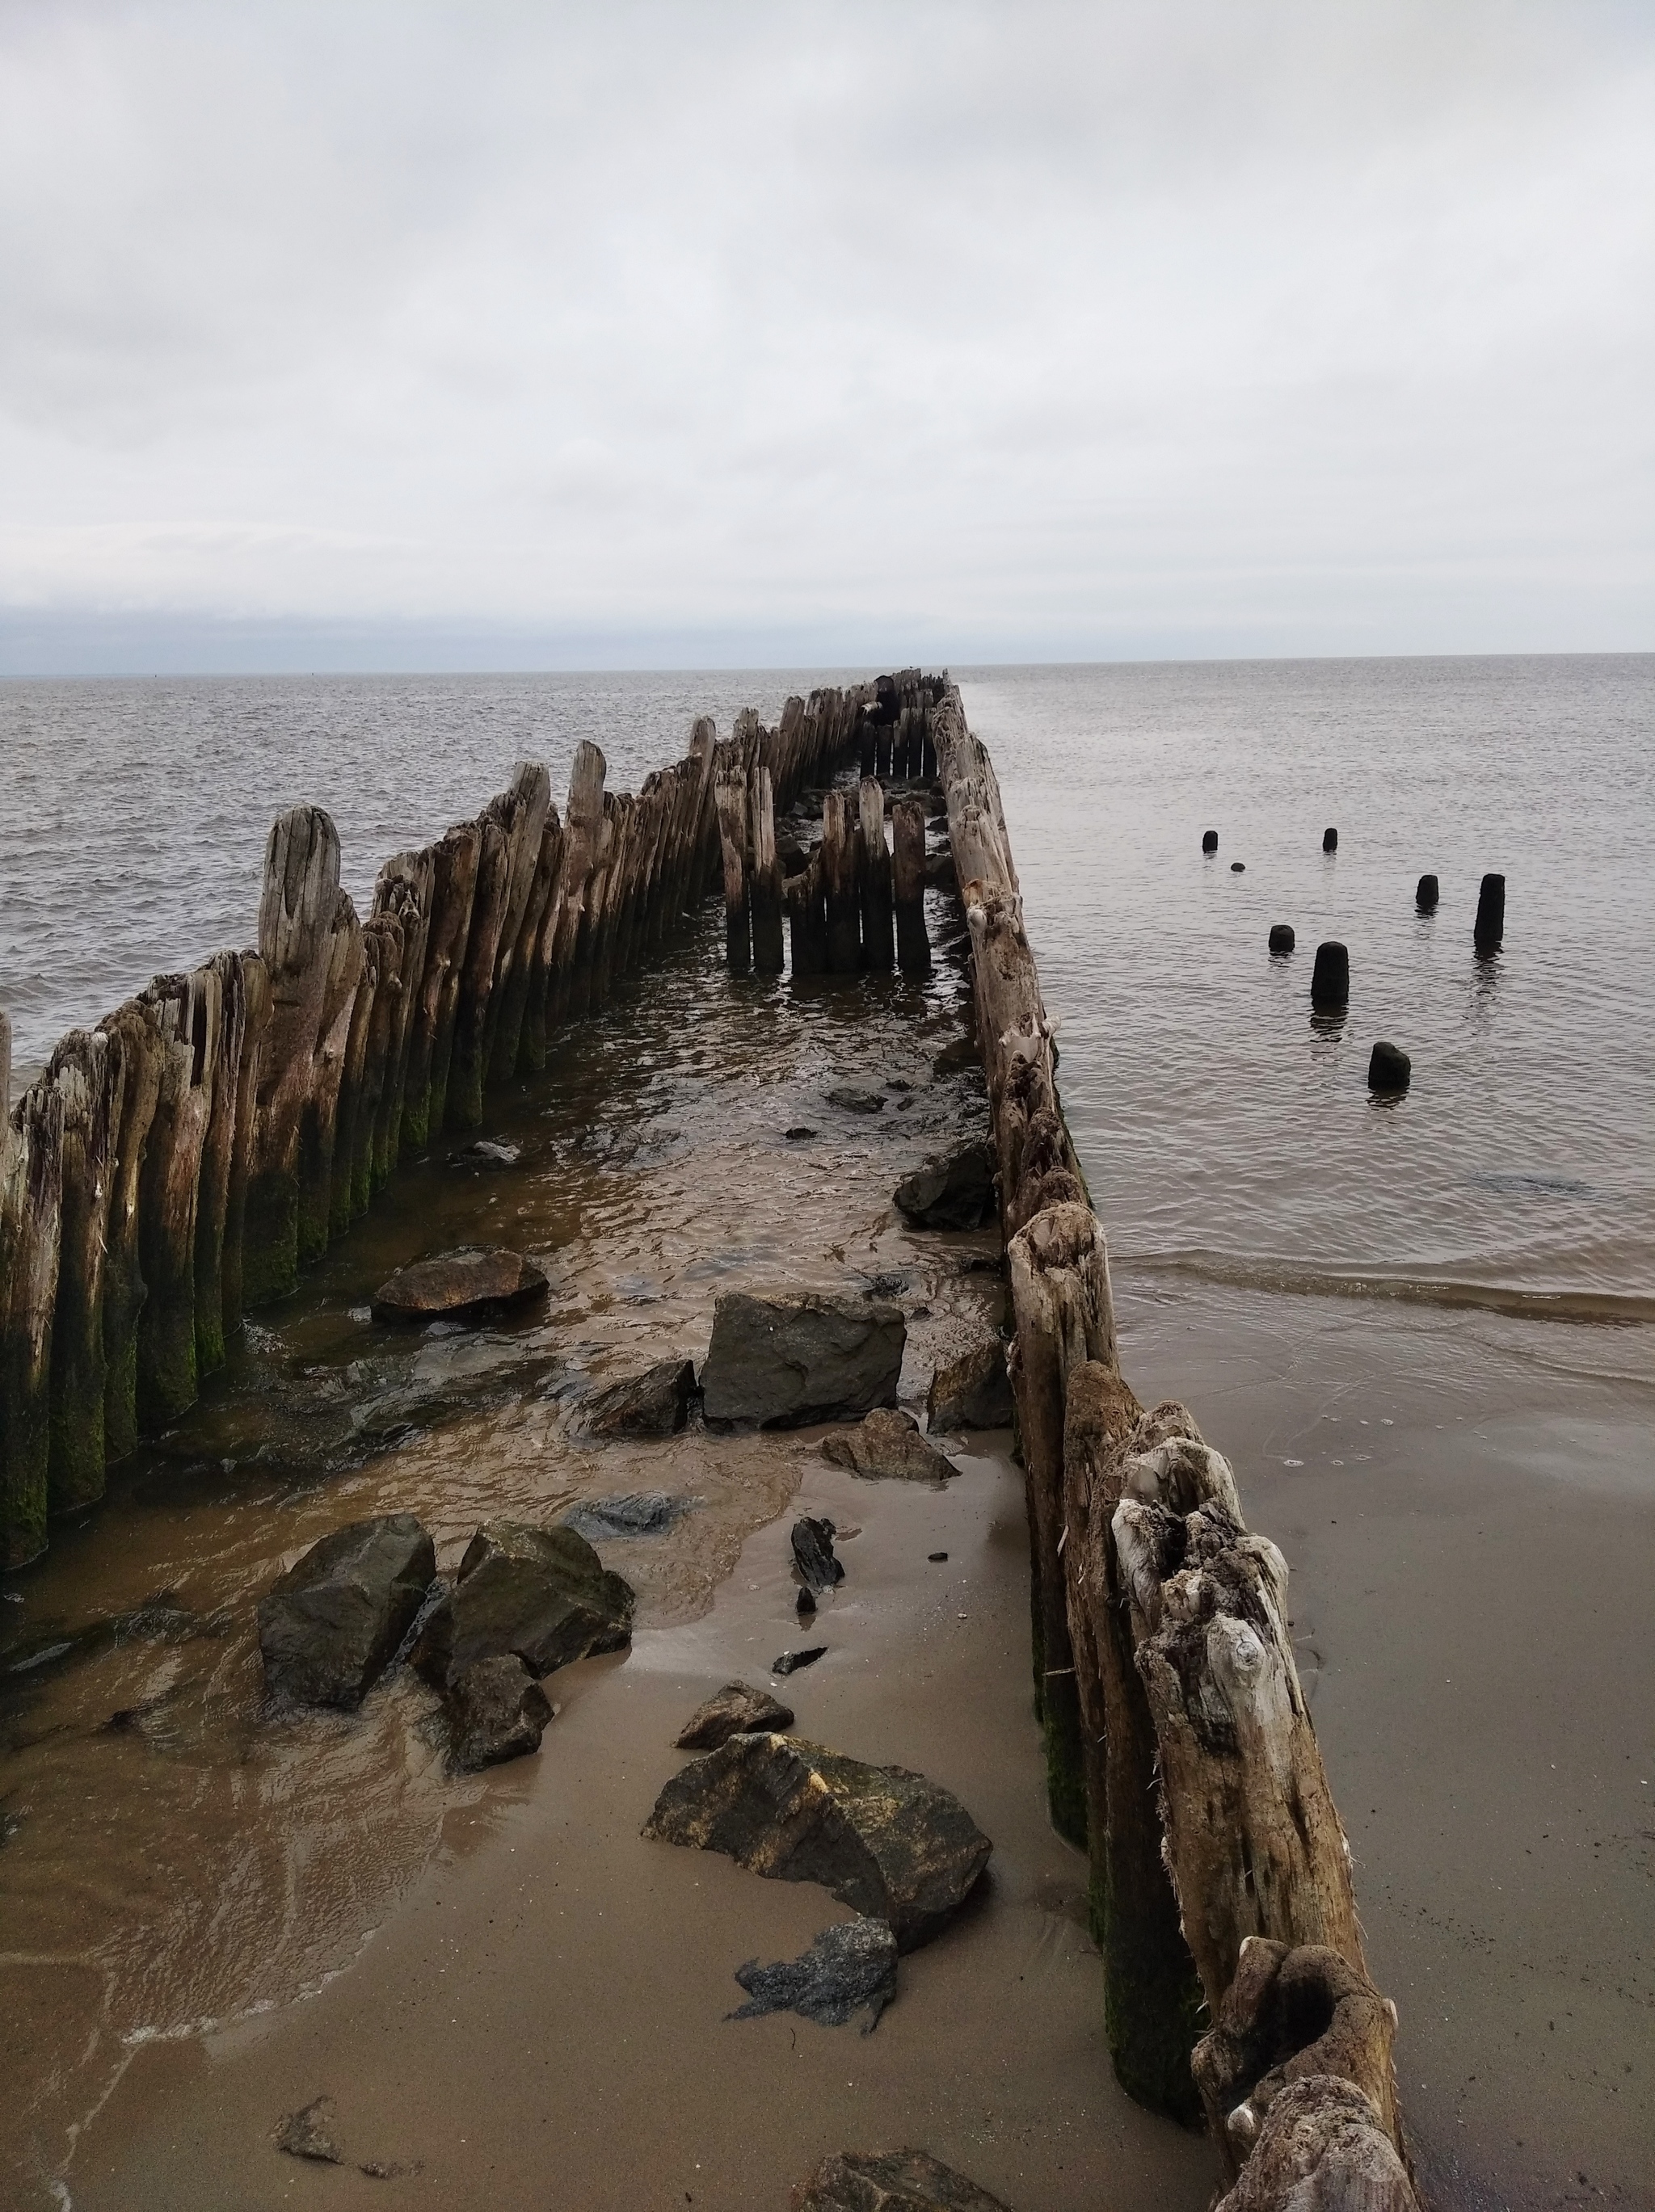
[{"left": 2, "top": 0, "right": 1651, "bottom": 667}]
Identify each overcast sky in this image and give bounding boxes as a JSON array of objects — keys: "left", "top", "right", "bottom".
[{"left": 2, "top": 0, "right": 1650, "bottom": 671}]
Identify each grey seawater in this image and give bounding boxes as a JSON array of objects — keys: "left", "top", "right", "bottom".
[{"left": 961, "top": 654, "right": 1655, "bottom": 1306}]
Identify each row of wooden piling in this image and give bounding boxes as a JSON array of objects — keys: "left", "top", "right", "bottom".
[
  {"left": 715, "top": 671, "right": 942, "bottom": 979},
  {"left": 0, "top": 684, "right": 871, "bottom": 1571},
  {"left": 933, "top": 685, "right": 1419, "bottom": 2207}
]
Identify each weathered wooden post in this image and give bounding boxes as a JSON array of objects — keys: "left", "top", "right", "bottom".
[
  {"left": 44, "top": 1028, "right": 123, "bottom": 1512},
  {"left": 858, "top": 778, "right": 894, "bottom": 970},
  {"left": 1007, "top": 1200, "right": 1117, "bottom": 1847},
  {"left": 545, "top": 742, "right": 608, "bottom": 1028},
  {"left": 1475, "top": 871, "right": 1505, "bottom": 952},
  {"left": 192, "top": 948, "right": 246, "bottom": 1375},
  {"left": 821, "top": 790, "right": 861, "bottom": 974},
  {"left": 714, "top": 743, "right": 752, "bottom": 974},
  {"left": 0, "top": 1037, "right": 65, "bottom": 1568},
  {"left": 412, "top": 827, "right": 480, "bottom": 1141},
  {"left": 891, "top": 797, "right": 930, "bottom": 974},
  {"left": 296, "top": 896, "right": 364, "bottom": 1266},
  {"left": 749, "top": 758, "right": 785, "bottom": 975},
  {"left": 331, "top": 924, "right": 381, "bottom": 1236},
  {"left": 783, "top": 856, "right": 827, "bottom": 978},
  {"left": 368, "top": 851, "right": 432, "bottom": 1183},
  {"left": 492, "top": 815, "right": 561, "bottom": 1082},
  {"left": 242, "top": 806, "right": 342, "bottom": 1302},
  {"left": 449, "top": 762, "right": 551, "bottom": 1127},
  {"left": 99, "top": 1002, "right": 163, "bottom": 1455},
  {"left": 1063, "top": 1371, "right": 1207, "bottom": 2122},
  {"left": 220, "top": 950, "right": 268, "bottom": 1333},
  {"left": 135, "top": 963, "right": 224, "bottom": 1428},
  {"left": 1310, "top": 940, "right": 1349, "bottom": 1012}
]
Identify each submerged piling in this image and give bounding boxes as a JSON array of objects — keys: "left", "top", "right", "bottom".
[
  {"left": 1310, "top": 940, "right": 1350, "bottom": 1011},
  {"left": 1475, "top": 871, "right": 1506, "bottom": 952}
]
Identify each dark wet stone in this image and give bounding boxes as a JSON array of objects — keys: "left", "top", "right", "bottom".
[
  {"left": 413, "top": 1520, "right": 633, "bottom": 1689},
  {"left": 1311, "top": 940, "right": 1350, "bottom": 1010},
  {"left": 823, "top": 1408, "right": 953, "bottom": 1483},
  {"left": 928, "top": 1552, "right": 948, "bottom": 1563},
  {"left": 828, "top": 1087, "right": 886, "bottom": 1114},
  {"left": 445, "top": 1654, "right": 553, "bottom": 1770},
  {"left": 1368, "top": 1041, "right": 1412, "bottom": 1093},
  {"left": 451, "top": 1138, "right": 520, "bottom": 1168},
  {"left": 1231, "top": 861, "right": 1246, "bottom": 873},
  {"left": 793, "top": 2151, "right": 1010, "bottom": 2211},
  {"left": 370, "top": 1247, "right": 548, "bottom": 1324},
  {"left": 798, "top": 1587, "right": 817, "bottom": 1617},
  {"left": 700, "top": 1293, "right": 904, "bottom": 1428},
  {"left": 276, "top": 2096, "right": 344, "bottom": 2164},
  {"left": 773, "top": 1646, "right": 827, "bottom": 1676},
  {"left": 1268, "top": 923, "right": 1296, "bottom": 955},
  {"left": 927, "top": 1336, "right": 1011, "bottom": 1432},
  {"left": 785, "top": 1126, "right": 819, "bottom": 1142},
  {"left": 257, "top": 1513, "right": 435, "bottom": 1709},
  {"left": 894, "top": 1140, "right": 996, "bottom": 1231},
  {"left": 730, "top": 1917, "right": 899, "bottom": 2032},
  {"left": 573, "top": 1358, "right": 696, "bottom": 1440},
  {"left": 931, "top": 1037, "right": 980, "bottom": 1076},
  {"left": 925, "top": 851, "right": 958, "bottom": 892},
  {"left": 674, "top": 1680, "right": 794, "bottom": 1751},
  {"left": 644, "top": 1732, "right": 992, "bottom": 1951},
  {"left": 562, "top": 1491, "right": 697, "bottom": 1541},
  {"left": 792, "top": 1515, "right": 844, "bottom": 1592}
]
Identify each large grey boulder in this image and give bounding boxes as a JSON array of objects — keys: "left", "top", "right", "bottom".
[
  {"left": 371, "top": 1247, "right": 548, "bottom": 1324},
  {"left": 643, "top": 1732, "right": 992, "bottom": 1951},
  {"left": 792, "top": 2151, "right": 1009, "bottom": 2211},
  {"left": 927, "top": 1338, "right": 1013, "bottom": 1431},
  {"left": 701, "top": 1293, "right": 904, "bottom": 1428},
  {"left": 414, "top": 1520, "right": 634, "bottom": 1688},
  {"left": 894, "top": 1141, "right": 996, "bottom": 1231},
  {"left": 445, "top": 1654, "right": 554, "bottom": 1770},
  {"left": 823, "top": 1408, "right": 953, "bottom": 1483},
  {"left": 258, "top": 1513, "right": 435, "bottom": 1709},
  {"left": 572, "top": 1357, "right": 696, "bottom": 1440}
]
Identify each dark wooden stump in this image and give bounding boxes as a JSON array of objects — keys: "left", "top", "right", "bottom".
[
  {"left": 368, "top": 849, "right": 433, "bottom": 1183},
  {"left": 714, "top": 744, "right": 752, "bottom": 974},
  {"left": 331, "top": 923, "right": 383, "bottom": 1235},
  {"left": 135, "top": 965, "right": 224, "bottom": 1429},
  {"left": 750, "top": 759, "right": 785, "bottom": 975},
  {"left": 220, "top": 948, "right": 269, "bottom": 1332},
  {"left": 192, "top": 948, "right": 246, "bottom": 1375},
  {"left": 494, "top": 815, "right": 561, "bottom": 1081},
  {"left": 402, "top": 822, "right": 479, "bottom": 1150},
  {"left": 892, "top": 797, "right": 930, "bottom": 974},
  {"left": 1475, "top": 871, "right": 1505, "bottom": 951},
  {"left": 296, "top": 894, "right": 364, "bottom": 1268},
  {"left": 858, "top": 778, "right": 894, "bottom": 971},
  {"left": 44, "top": 1028, "right": 123, "bottom": 1512},
  {"left": 1310, "top": 940, "right": 1349, "bottom": 1011},
  {"left": 822, "top": 790, "right": 861, "bottom": 974},
  {"left": 1, "top": 1038, "right": 65, "bottom": 1568}
]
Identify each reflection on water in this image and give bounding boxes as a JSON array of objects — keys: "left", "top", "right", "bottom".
[{"left": 0, "top": 853, "right": 998, "bottom": 2203}]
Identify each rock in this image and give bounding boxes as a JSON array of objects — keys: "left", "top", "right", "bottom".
[
  {"left": 276, "top": 2096, "right": 344, "bottom": 2164},
  {"left": 1231, "top": 860, "right": 1245, "bottom": 873},
  {"left": 451, "top": 1138, "right": 520, "bottom": 1167},
  {"left": 572, "top": 1358, "right": 696, "bottom": 1440},
  {"left": 700, "top": 1293, "right": 904, "bottom": 1428},
  {"left": 785, "top": 1125, "right": 818, "bottom": 1141},
  {"left": 257, "top": 1514, "right": 435, "bottom": 1709},
  {"left": 931, "top": 1037, "right": 979, "bottom": 1076},
  {"left": 562, "top": 1491, "right": 696, "bottom": 1541},
  {"left": 413, "top": 1520, "right": 634, "bottom": 1688},
  {"left": 925, "top": 851, "right": 958, "bottom": 892},
  {"left": 798, "top": 1587, "right": 817, "bottom": 1617},
  {"left": 371, "top": 1247, "right": 548, "bottom": 1324},
  {"left": 823, "top": 1408, "right": 953, "bottom": 1483},
  {"left": 773, "top": 1646, "right": 827, "bottom": 1676},
  {"left": 828, "top": 1087, "right": 885, "bottom": 1114},
  {"left": 1268, "top": 923, "right": 1295, "bottom": 954},
  {"left": 792, "top": 2151, "right": 1009, "bottom": 2212},
  {"left": 792, "top": 1514, "right": 844, "bottom": 1592},
  {"left": 1367, "top": 1041, "right": 1412, "bottom": 1094},
  {"left": 928, "top": 1339, "right": 1013, "bottom": 1431},
  {"left": 730, "top": 1918, "right": 899, "bottom": 2032},
  {"left": 675, "top": 1681, "right": 794, "bottom": 1751},
  {"left": 445, "top": 1653, "right": 553, "bottom": 1769},
  {"left": 928, "top": 1551, "right": 948, "bottom": 1562},
  {"left": 894, "top": 1140, "right": 996, "bottom": 1231},
  {"left": 643, "top": 1731, "right": 992, "bottom": 1950}
]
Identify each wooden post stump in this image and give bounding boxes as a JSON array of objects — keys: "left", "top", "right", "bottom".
[
  {"left": 135, "top": 964, "right": 223, "bottom": 1429},
  {"left": 192, "top": 948, "right": 246, "bottom": 1375},
  {"left": 1, "top": 1028, "right": 65, "bottom": 1566},
  {"left": 494, "top": 815, "right": 561, "bottom": 1082},
  {"left": 368, "top": 850, "right": 433, "bottom": 1182},
  {"left": 44, "top": 1028, "right": 123, "bottom": 1512},
  {"left": 858, "top": 779, "right": 894, "bottom": 970},
  {"left": 785, "top": 855, "right": 828, "bottom": 977},
  {"left": 822, "top": 790, "right": 861, "bottom": 974},
  {"left": 714, "top": 745, "right": 752, "bottom": 974},
  {"left": 750, "top": 759, "right": 785, "bottom": 975},
  {"left": 331, "top": 923, "right": 382, "bottom": 1235},
  {"left": 221, "top": 951, "right": 269, "bottom": 1330},
  {"left": 296, "top": 894, "right": 363, "bottom": 1266},
  {"left": 449, "top": 761, "right": 550, "bottom": 1127},
  {"left": 97, "top": 1001, "right": 165, "bottom": 1457},
  {"left": 347, "top": 913, "right": 402, "bottom": 1218},
  {"left": 892, "top": 797, "right": 930, "bottom": 974}
]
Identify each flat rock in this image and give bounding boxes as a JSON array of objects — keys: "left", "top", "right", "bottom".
[
  {"left": 562, "top": 1491, "right": 697, "bottom": 1541},
  {"left": 792, "top": 2151, "right": 1009, "bottom": 2212},
  {"left": 675, "top": 1681, "right": 795, "bottom": 1751},
  {"left": 894, "top": 1140, "right": 996, "bottom": 1231},
  {"left": 413, "top": 1520, "right": 634, "bottom": 1689},
  {"left": 572, "top": 1357, "right": 696, "bottom": 1440},
  {"left": 276, "top": 2097, "right": 344, "bottom": 2165},
  {"left": 371, "top": 1247, "right": 548, "bottom": 1324},
  {"left": 701, "top": 1293, "right": 905, "bottom": 1428},
  {"left": 823, "top": 1408, "right": 953, "bottom": 1484},
  {"left": 792, "top": 1515, "right": 844, "bottom": 1592},
  {"left": 827, "top": 1087, "right": 886, "bottom": 1114},
  {"left": 927, "top": 1339, "right": 1013, "bottom": 1431},
  {"left": 445, "top": 1653, "right": 553, "bottom": 1770},
  {"left": 773, "top": 1646, "right": 827, "bottom": 1676},
  {"left": 643, "top": 1731, "right": 992, "bottom": 1950},
  {"left": 257, "top": 1514, "right": 435, "bottom": 1709},
  {"left": 730, "top": 1917, "right": 899, "bottom": 2032}
]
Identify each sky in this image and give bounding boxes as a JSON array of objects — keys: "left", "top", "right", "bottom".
[{"left": 1, "top": 0, "right": 1651, "bottom": 673}]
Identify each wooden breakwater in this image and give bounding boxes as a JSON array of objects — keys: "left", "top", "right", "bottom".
[
  {"left": 933, "top": 683, "right": 1421, "bottom": 2210},
  {"left": 0, "top": 678, "right": 896, "bottom": 1571}
]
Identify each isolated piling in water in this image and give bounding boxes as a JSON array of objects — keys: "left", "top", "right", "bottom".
[
  {"left": 1367, "top": 1041, "right": 1411, "bottom": 1094},
  {"left": 1202, "top": 830, "right": 1219, "bottom": 854},
  {"left": 44, "top": 1028, "right": 122, "bottom": 1512},
  {"left": 97, "top": 1001, "right": 164, "bottom": 1459},
  {"left": 242, "top": 806, "right": 343, "bottom": 1304},
  {"left": 891, "top": 797, "right": 931, "bottom": 975},
  {"left": 1415, "top": 873, "right": 1438, "bottom": 912},
  {"left": 1474, "top": 871, "right": 1505, "bottom": 952},
  {"left": 1322, "top": 826, "right": 1338, "bottom": 853},
  {"left": 1310, "top": 940, "right": 1349, "bottom": 1011},
  {"left": 135, "top": 964, "right": 224, "bottom": 1430},
  {"left": 1268, "top": 924, "right": 1295, "bottom": 955},
  {"left": 368, "top": 850, "right": 433, "bottom": 1181},
  {"left": 821, "top": 790, "right": 861, "bottom": 974},
  {"left": 749, "top": 759, "right": 785, "bottom": 975},
  {"left": 1, "top": 1032, "right": 65, "bottom": 1568},
  {"left": 295, "top": 894, "right": 364, "bottom": 1268},
  {"left": 858, "top": 778, "right": 894, "bottom": 971},
  {"left": 713, "top": 745, "right": 752, "bottom": 974},
  {"left": 192, "top": 948, "right": 246, "bottom": 1376}
]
